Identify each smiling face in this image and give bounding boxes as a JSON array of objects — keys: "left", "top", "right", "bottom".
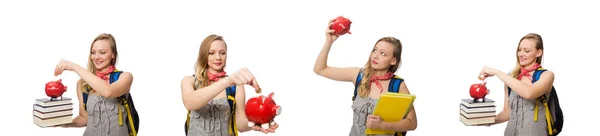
[
  {"left": 90, "top": 39, "right": 115, "bottom": 71},
  {"left": 517, "top": 39, "right": 542, "bottom": 66},
  {"left": 207, "top": 40, "right": 227, "bottom": 73},
  {"left": 370, "top": 41, "right": 397, "bottom": 70}
]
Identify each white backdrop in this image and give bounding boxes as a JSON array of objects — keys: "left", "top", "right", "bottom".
[{"left": 1, "top": 0, "right": 598, "bottom": 136}]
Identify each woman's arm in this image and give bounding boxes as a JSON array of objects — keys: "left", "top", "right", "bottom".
[
  {"left": 493, "top": 84, "right": 511, "bottom": 124},
  {"left": 494, "top": 70, "right": 554, "bottom": 99},
  {"left": 181, "top": 76, "right": 232, "bottom": 111},
  {"left": 64, "top": 80, "right": 88, "bottom": 127},
  {"left": 381, "top": 82, "right": 417, "bottom": 132},
  {"left": 70, "top": 64, "right": 133, "bottom": 98},
  {"left": 313, "top": 41, "right": 361, "bottom": 83},
  {"left": 234, "top": 85, "right": 252, "bottom": 132}
]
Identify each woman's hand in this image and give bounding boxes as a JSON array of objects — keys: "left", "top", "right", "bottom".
[
  {"left": 325, "top": 19, "right": 339, "bottom": 44},
  {"left": 250, "top": 122, "right": 279, "bottom": 134},
  {"left": 54, "top": 59, "right": 77, "bottom": 76},
  {"left": 228, "top": 68, "right": 260, "bottom": 90},
  {"left": 366, "top": 115, "right": 385, "bottom": 130},
  {"left": 478, "top": 66, "right": 501, "bottom": 80}
]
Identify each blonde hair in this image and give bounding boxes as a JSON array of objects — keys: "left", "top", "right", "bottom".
[
  {"left": 509, "top": 33, "right": 544, "bottom": 78},
  {"left": 194, "top": 34, "right": 227, "bottom": 88},
  {"left": 357, "top": 37, "right": 403, "bottom": 98},
  {"left": 78, "top": 33, "right": 118, "bottom": 93}
]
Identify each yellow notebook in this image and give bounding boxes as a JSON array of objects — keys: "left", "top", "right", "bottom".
[{"left": 365, "top": 92, "right": 416, "bottom": 135}]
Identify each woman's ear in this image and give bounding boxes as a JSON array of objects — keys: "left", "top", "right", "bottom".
[{"left": 536, "top": 49, "right": 543, "bottom": 57}]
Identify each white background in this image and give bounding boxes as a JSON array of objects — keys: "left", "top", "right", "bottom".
[{"left": 1, "top": 0, "right": 598, "bottom": 136}]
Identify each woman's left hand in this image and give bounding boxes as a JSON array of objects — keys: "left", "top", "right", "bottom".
[
  {"left": 251, "top": 122, "right": 279, "bottom": 134},
  {"left": 366, "top": 115, "right": 384, "bottom": 130},
  {"left": 54, "top": 59, "right": 76, "bottom": 76}
]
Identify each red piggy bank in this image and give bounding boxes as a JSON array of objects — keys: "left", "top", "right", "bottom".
[
  {"left": 245, "top": 92, "right": 281, "bottom": 129},
  {"left": 470, "top": 82, "right": 489, "bottom": 102},
  {"left": 45, "top": 79, "right": 67, "bottom": 99},
  {"left": 330, "top": 16, "right": 352, "bottom": 36}
]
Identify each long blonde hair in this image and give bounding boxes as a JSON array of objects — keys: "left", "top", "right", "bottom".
[
  {"left": 357, "top": 37, "right": 403, "bottom": 98},
  {"left": 509, "top": 33, "right": 544, "bottom": 78},
  {"left": 78, "top": 33, "right": 118, "bottom": 93},
  {"left": 194, "top": 34, "right": 227, "bottom": 89}
]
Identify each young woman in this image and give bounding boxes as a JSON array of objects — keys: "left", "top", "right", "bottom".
[
  {"left": 54, "top": 33, "right": 134, "bottom": 136},
  {"left": 313, "top": 20, "right": 418, "bottom": 136},
  {"left": 181, "top": 34, "right": 279, "bottom": 136},
  {"left": 478, "top": 33, "right": 555, "bottom": 136}
]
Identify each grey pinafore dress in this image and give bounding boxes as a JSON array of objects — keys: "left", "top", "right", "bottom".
[
  {"left": 187, "top": 98, "right": 231, "bottom": 136},
  {"left": 350, "top": 96, "right": 394, "bottom": 136},
  {"left": 504, "top": 90, "right": 549, "bottom": 136},
  {"left": 187, "top": 80, "right": 232, "bottom": 136},
  {"left": 83, "top": 94, "right": 129, "bottom": 136}
]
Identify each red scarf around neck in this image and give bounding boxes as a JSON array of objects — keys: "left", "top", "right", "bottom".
[
  {"left": 96, "top": 65, "right": 116, "bottom": 81},
  {"left": 517, "top": 63, "right": 541, "bottom": 80},
  {"left": 207, "top": 71, "right": 226, "bottom": 83},
  {"left": 370, "top": 72, "right": 395, "bottom": 93}
]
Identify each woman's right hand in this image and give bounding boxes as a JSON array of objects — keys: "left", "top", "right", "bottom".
[
  {"left": 325, "top": 19, "right": 339, "bottom": 44},
  {"left": 227, "top": 68, "right": 260, "bottom": 90}
]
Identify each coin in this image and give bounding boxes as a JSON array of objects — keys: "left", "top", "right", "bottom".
[{"left": 256, "top": 88, "right": 262, "bottom": 94}]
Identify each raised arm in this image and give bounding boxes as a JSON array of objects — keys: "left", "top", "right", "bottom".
[
  {"left": 54, "top": 60, "right": 133, "bottom": 98},
  {"left": 494, "top": 70, "right": 554, "bottom": 99},
  {"left": 380, "top": 82, "right": 418, "bottom": 132},
  {"left": 181, "top": 76, "right": 233, "bottom": 110},
  {"left": 313, "top": 41, "right": 362, "bottom": 83}
]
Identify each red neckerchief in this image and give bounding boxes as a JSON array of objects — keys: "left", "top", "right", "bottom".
[
  {"left": 517, "top": 63, "right": 541, "bottom": 80},
  {"left": 370, "top": 72, "right": 395, "bottom": 93},
  {"left": 96, "top": 65, "right": 116, "bottom": 81},
  {"left": 207, "top": 71, "right": 226, "bottom": 83}
]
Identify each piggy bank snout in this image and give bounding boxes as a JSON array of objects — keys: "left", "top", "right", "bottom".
[{"left": 273, "top": 105, "right": 282, "bottom": 116}]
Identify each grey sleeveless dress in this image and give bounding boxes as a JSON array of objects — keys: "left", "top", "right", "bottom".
[
  {"left": 187, "top": 98, "right": 232, "bottom": 136},
  {"left": 504, "top": 90, "right": 549, "bottom": 136},
  {"left": 350, "top": 96, "right": 394, "bottom": 136},
  {"left": 83, "top": 94, "right": 129, "bottom": 136}
]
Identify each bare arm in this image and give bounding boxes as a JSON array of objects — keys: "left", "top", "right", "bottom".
[
  {"left": 495, "top": 70, "right": 554, "bottom": 99},
  {"left": 71, "top": 64, "right": 133, "bottom": 98},
  {"left": 234, "top": 85, "right": 252, "bottom": 132},
  {"left": 181, "top": 76, "right": 233, "bottom": 110},
  {"left": 493, "top": 84, "right": 511, "bottom": 124},
  {"left": 382, "top": 82, "right": 418, "bottom": 132},
  {"left": 64, "top": 81, "right": 88, "bottom": 127},
  {"left": 313, "top": 41, "right": 361, "bottom": 83}
]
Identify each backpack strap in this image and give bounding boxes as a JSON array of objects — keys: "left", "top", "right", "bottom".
[
  {"left": 226, "top": 85, "right": 238, "bottom": 136},
  {"left": 531, "top": 68, "right": 556, "bottom": 135},
  {"left": 387, "top": 75, "right": 403, "bottom": 93},
  {"left": 352, "top": 69, "right": 364, "bottom": 101}
]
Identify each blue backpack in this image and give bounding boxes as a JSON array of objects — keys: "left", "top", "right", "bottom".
[
  {"left": 508, "top": 68, "right": 563, "bottom": 136},
  {"left": 353, "top": 69, "right": 407, "bottom": 136},
  {"left": 184, "top": 75, "right": 238, "bottom": 136},
  {"left": 83, "top": 70, "right": 140, "bottom": 136}
]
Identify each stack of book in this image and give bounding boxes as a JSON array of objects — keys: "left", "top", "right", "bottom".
[
  {"left": 33, "top": 97, "right": 73, "bottom": 127},
  {"left": 459, "top": 98, "right": 496, "bottom": 126}
]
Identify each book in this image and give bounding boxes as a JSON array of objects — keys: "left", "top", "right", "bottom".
[
  {"left": 460, "top": 109, "right": 495, "bottom": 118},
  {"left": 459, "top": 104, "right": 495, "bottom": 113},
  {"left": 461, "top": 98, "right": 495, "bottom": 108},
  {"left": 35, "top": 97, "right": 72, "bottom": 107},
  {"left": 459, "top": 113, "right": 495, "bottom": 126},
  {"left": 33, "top": 103, "right": 73, "bottom": 113},
  {"left": 33, "top": 114, "right": 73, "bottom": 127},
  {"left": 365, "top": 92, "right": 416, "bottom": 135}
]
